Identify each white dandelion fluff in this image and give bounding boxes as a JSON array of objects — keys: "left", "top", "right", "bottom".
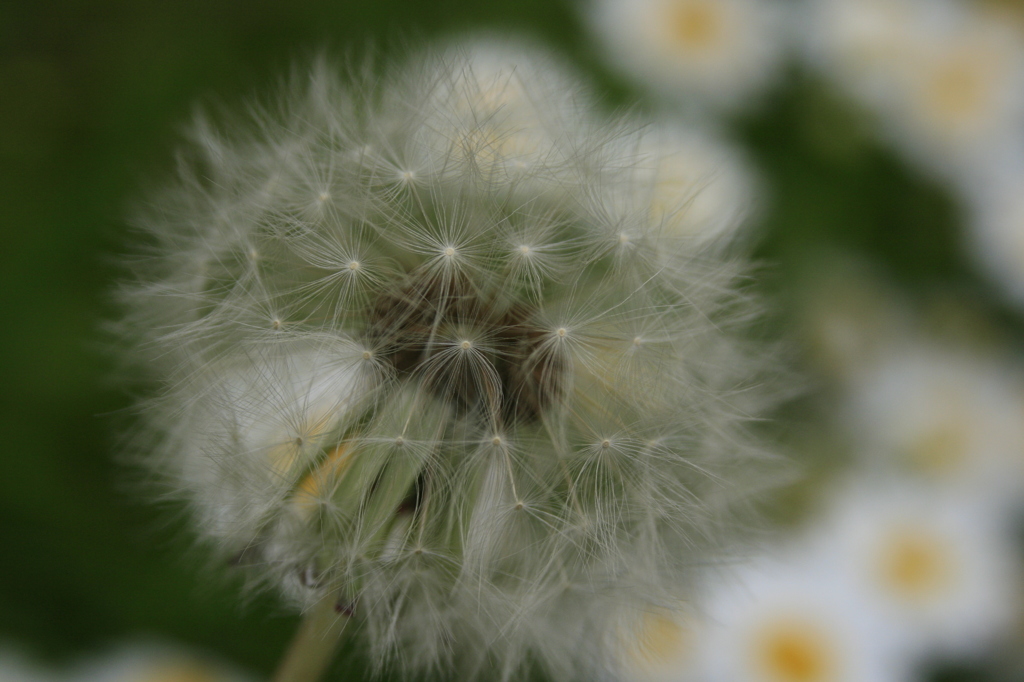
[
  {"left": 588, "top": 0, "right": 791, "bottom": 112},
  {"left": 117, "top": 41, "right": 783, "bottom": 681}
]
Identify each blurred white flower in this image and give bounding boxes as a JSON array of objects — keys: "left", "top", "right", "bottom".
[
  {"left": 600, "top": 119, "right": 759, "bottom": 254},
  {"left": 796, "top": 261, "right": 912, "bottom": 381},
  {"left": 611, "top": 602, "right": 704, "bottom": 682},
  {"left": 806, "top": 480, "right": 1019, "bottom": 658},
  {"left": 804, "top": 0, "right": 1024, "bottom": 183},
  {"left": 424, "top": 36, "right": 596, "bottom": 193},
  {"left": 965, "top": 157, "right": 1024, "bottom": 305},
  {"left": 698, "top": 555, "right": 904, "bottom": 682},
  {"left": 0, "top": 647, "right": 48, "bottom": 682},
  {"left": 588, "top": 0, "right": 790, "bottom": 111},
  {"left": 624, "top": 121, "right": 758, "bottom": 248},
  {"left": 803, "top": 0, "right": 930, "bottom": 108},
  {"left": 71, "top": 644, "right": 250, "bottom": 682},
  {"left": 888, "top": 4, "right": 1024, "bottom": 179},
  {"left": 0, "top": 643, "right": 251, "bottom": 682},
  {"left": 841, "top": 343, "right": 1024, "bottom": 508}
]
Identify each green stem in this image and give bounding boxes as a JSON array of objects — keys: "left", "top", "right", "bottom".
[{"left": 272, "top": 594, "right": 349, "bottom": 682}]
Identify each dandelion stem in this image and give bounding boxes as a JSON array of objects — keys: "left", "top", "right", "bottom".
[{"left": 272, "top": 594, "right": 348, "bottom": 682}]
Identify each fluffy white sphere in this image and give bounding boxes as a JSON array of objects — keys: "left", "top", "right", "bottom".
[{"left": 117, "top": 41, "right": 783, "bottom": 680}]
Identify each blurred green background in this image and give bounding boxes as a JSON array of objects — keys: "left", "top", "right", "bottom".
[{"left": 1, "top": 0, "right": 1020, "bottom": 679}]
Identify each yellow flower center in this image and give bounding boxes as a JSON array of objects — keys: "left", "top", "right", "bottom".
[
  {"left": 753, "top": 618, "right": 836, "bottom": 682},
  {"left": 292, "top": 443, "right": 355, "bottom": 515},
  {"left": 876, "top": 527, "right": 954, "bottom": 603},
  {"left": 923, "top": 47, "right": 1000, "bottom": 131},
  {"left": 669, "top": 0, "right": 723, "bottom": 52}
]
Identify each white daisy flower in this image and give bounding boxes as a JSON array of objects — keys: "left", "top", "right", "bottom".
[
  {"left": 698, "top": 555, "right": 905, "bottom": 682},
  {"left": 804, "top": 0, "right": 1024, "bottom": 183},
  {"left": 588, "top": 0, "right": 790, "bottom": 111},
  {"left": 71, "top": 644, "right": 250, "bottom": 682},
  {"left": 887, "top": 3, "right": 1024, "bottom": 179},
  {"left": 604, "top": 120, "right": 759, "bottom": 250},
  {"left": 806, "top": 480, "right": 1019, "bottom": 658},
  {"left": 964, "top": 154, "right": 1024, "bottom": 305},
  {"left": 802, "top": 0, "right": 931, "bottom": 108},
  {"left": 611, "top": 602, "right": 705, "bottom": 682},
  {"left": 841, "top": 343, "right": 1024, "bottom": 508}
]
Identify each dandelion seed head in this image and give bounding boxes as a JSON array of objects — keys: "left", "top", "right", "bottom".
[{"left": 117, "top": 40, "right": 783, "bottom": 681}]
